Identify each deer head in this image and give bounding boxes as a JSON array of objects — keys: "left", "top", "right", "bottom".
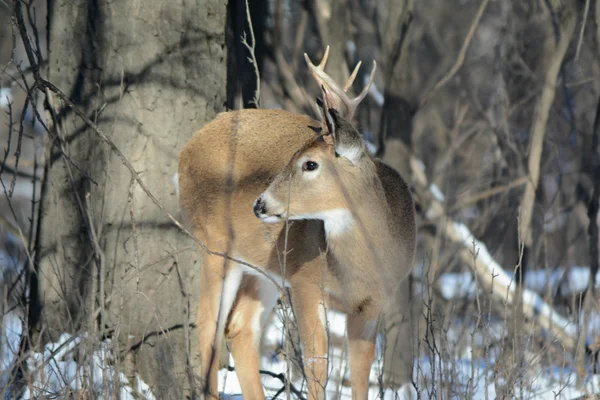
[
  {"left": 253, "top": 105, "right": 371, "bottom": 224},
  {"left": 253, "top": 46, "right": 377, "bottom": 224}
]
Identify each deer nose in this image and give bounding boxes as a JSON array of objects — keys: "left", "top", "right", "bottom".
[{"left": 253, "top": 195, "right": 267, "bottom": 218}]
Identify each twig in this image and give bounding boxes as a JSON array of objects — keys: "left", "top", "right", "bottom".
[
  {"left": 409, "top": 153, "right": 579, "bottom": 352},
  {"left": 0, "top": 60, "right": 48, "bottom": 86},
  {"left": 292, "top": 9, "right": 308, "bottom": 73},
  {"left": 449, "top": 176, "right": 528, "bottom": 213},
  {"left": 174, "top": 258, "right": 198, "bottom": 397},
  {"left": 419, "top": 0, "right": 490, "bottom": 108},
  {"left": 282, "top": 174, "right": 293, "bottom": 399},
  {"left": 271, "top": 0, "right": 312, "bottom": 113},
  {"left": 10, "top": 66, "right": 29, "bottom": 198},
  {"left": 383, "top": 7, "right": 414, "bottom": 85},
  {"left": 226, "top": 365, "right": 306, "bottom": 400},
  {"left": 127, "top": 177, "right": 141, "bottom": 291},
  {"left": 31, "top": 82, "right": 283, "bottom": 292},
  {"left": 518, "top": 7, "right": 576, "bottom": 248},
  {"left": 84, "top": 190, "right": 105, "bottom": 333},
  {"left": 1, "top": 98, "right": 15, "bottom": 179},
  {"left": 587, "top": 96, "right": 600, "bottom": 298},
  {"left": 241, "top": 0, "right": 261, "bottom": 108},
  {"left": 0, "top": 178, "right": 34, "bottom": 281},
  {"left": 575, "top": 94, "right": 600, "bottom": 382},
  {"left": 575, "top": 0, "right": 590, "bottom": 60}
]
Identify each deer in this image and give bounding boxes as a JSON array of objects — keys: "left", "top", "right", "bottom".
[{"left": 178, "top": 46, "right": 416, "bottom": 400}]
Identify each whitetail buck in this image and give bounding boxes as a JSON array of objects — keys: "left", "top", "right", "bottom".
[{"left": 178, "top": 46, "right": 416, "bottom": 400}]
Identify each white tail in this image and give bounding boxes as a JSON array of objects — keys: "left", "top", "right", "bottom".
[{"left": 178, "top": 46, "right": 416, "bottom": 400}]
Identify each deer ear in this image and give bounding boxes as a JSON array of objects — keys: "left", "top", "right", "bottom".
[{"left": 327, "top": 108, "right": 365, "bottom": 165}]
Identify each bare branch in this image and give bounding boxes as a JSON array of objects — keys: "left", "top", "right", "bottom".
[
  {"left": 575, "top": 0, "right": 590, "bottom": 60},
  {"left": 518, "top": 8, "right": 576, "bottom": 248},
  {"left": 420, "top": 0, "right": 490, "bottom": 108},
  {"left": 241, "top": 0, "right": 261, "bottom": 108},
  {"left": 409, "top": 155, "right": 579, "bottom": 352}
]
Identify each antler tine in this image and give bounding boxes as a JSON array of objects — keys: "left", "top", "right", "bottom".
[
  {"left": 304, "top": 51, "right": 347, "bottom": 109},
  {"left": 304, "top": 46, "right": 330, "bottom": 72},
  {"left": 305, "top": 47, "right": 377, "bottom": 119},
  {"left": 343, "top": 61, "right": 362, "bottom": 92},
  {"left": 304, "top": 58, "right": 342, "bottom": 94},
  {"left": 349, "top": 60, "right": 377, "bottom": 112},
  {"left": 318, "top": 45, "right": 330, "bottom": 69}
]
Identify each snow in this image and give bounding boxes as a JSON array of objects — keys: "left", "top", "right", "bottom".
[
  {"left": 438, "top": 271, "right": 475, "bottom": 299},
  {"left": 368, "top": 81, "right": 385, "bottom": 107},
  {"left": 365, "top": 138, "right": 378, "bottom": 156},
  {"left": 16, "top": 333, "right": 156, "bottom": 399},
  {"left": 172, "top": 172, "right": 180, "bottom": 198},
  {"left": 525, "top": 266, "right": 600, "bottom": 296},
  {"left": 0, "top": 233, "right": 597, "bottom": 399},
  {"left": 0, "top": 266, "right": 598, "bottom": 399},
  {"left": 215, "top": 308, "right": 600, "bottom": 399},
  {"left": 1, "top": 312, "right": 22, "bottom": 371},
  {"left": 0, "top": 88, "right": 11, "bottom": 108},
  {"left": 451, "top": 220, "right": 580, "bottom": 340},
  {"left": 429, "top": 183, "right": 445, "bottom": 203},
  {"left": 439, "top": 266, "right": 600, "bottom": 301}
]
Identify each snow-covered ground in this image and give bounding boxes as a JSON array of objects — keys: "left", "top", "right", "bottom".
[
  {"left": 21, "top": 333, "right": 156, "bottom": 399},
  {"left": 0, "top": 325, "right": 156, "bottom": 399},
  {"left": 1, "top": 306, "right": 598, "bottom": 399},
  {"left": 215, "top": 307, "right": 600, "bottom": 399},
  {"left": 0, "top": 239, "right": 599, "bottom": 398}
]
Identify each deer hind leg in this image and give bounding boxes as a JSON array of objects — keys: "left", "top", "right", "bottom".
[
  {"left": 196, "top": 252, "right": 243, "bottom": 399},
  {"left": 347, "top": 299, "right": 382, "bottom": 400},
  {"left": 226, "top": 274, "right": 279, "bottom": 400},
  {"left": 289, "top": 270, "right": 329, "bottom": 400}
]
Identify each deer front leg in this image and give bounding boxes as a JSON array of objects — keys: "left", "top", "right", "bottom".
[
  {"left": 289, "top": 274, "right": 329, "bottom": 400},
  {"left": 226, "top": 275, "right": 279, "bottom": 400},
  {"left": 197, "top": 253, "right": 243, "bottom": 399},
  {"left": 347, "top": 299, "right": 382, "bottom": 400}
]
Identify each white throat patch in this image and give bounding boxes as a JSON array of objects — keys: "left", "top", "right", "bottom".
[
  {"left": 323, "top": 209, "right": 354, "bottom": 237},
  {"left": 285, "top": 208, "right": 353, "bottom": 237}
]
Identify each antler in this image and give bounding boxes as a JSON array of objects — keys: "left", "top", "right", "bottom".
[{"left": 304, "top": 45, "right": 377, "bottom": 120}]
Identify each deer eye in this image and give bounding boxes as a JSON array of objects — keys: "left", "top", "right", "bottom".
[{"left": 302, "top": 161, "right": 319, "bottom": 172}]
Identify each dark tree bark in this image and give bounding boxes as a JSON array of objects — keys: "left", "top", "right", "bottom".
[
  {"left": 226, "top": 0, "right": 267, "bottom": 109},
  {"left": 375, "top": 0, "right": 416, "bottom": 390},
  {"left": 34, "top": 0, "right": 228, "bottom": 397}
]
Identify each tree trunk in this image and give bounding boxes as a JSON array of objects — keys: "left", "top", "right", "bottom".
[
  {"left": 35, "top": 0, "right": 227, "bottom": 397},
  {"left": 376, "top": 0, "right": 416, "bottom": 390}
]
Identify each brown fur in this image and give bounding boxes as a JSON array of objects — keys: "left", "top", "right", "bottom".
[{"left": 178, "top": 108, "right": 416, "bottom": 400}]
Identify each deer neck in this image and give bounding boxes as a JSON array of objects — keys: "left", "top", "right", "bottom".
[
  {"left": 322, "top": 174, "right": 394, "bottom": 268},
  {"left": 321, "top": 190, "right": 397, "bottom": 302}
]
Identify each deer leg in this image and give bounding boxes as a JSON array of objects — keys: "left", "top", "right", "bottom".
[
  {"left": 289, "top": 271, "right": 329, "bottom": 400},
  {"left": 226, "top": 275, "right": 279, "bottom": 400},
  {"left": 346, "top": 300, "right": 381, "bottom": 400},
  {"left": 197, "top": 253, "right": 243, "bottom": 399}
]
